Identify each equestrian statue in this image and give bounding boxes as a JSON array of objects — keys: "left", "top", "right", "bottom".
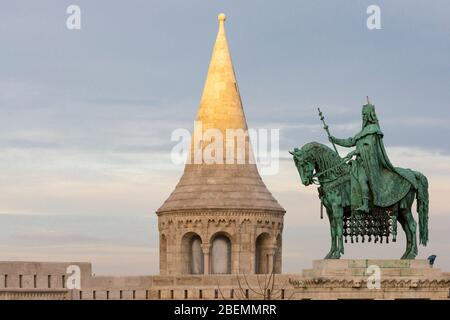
[{"left": 290, "top": 98, "right": 429, "bottom": 259}]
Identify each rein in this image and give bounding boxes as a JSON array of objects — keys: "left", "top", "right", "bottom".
[{"left": 311, "top": 156, "right": 351, "bottom": 185}]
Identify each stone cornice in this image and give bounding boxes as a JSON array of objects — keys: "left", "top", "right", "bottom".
[
  {"left": 289, "top": 277, "right": 450, "bottom": 289},
  {"left": 0, "top": 288, "right": 68, "bottom": 293},
  {"left": 157, "top": 208, "right": 285, "bottom": 218}
]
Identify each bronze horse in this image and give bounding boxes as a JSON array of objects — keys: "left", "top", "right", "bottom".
[{"left": 290, "top": 142, "right": 429, "bottom": 259}]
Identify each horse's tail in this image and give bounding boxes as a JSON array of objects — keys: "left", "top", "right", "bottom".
[{"left": 414, "top": 171, "right": 429, "bottom": 246}]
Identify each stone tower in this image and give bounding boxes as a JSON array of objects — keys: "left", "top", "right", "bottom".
[{"left": 157, "top": 14, "right": 285, "bottom": 276}]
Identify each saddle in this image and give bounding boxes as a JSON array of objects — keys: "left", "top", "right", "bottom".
[
  {"left": 344, "top": 167, "right": 417, "bottom": 244},
  {"left": 350, "top": 165, "right": 417, "bottom": 212}
]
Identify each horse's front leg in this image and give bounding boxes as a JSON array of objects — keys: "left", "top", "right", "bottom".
[
  {"left": 325, "top": 208, "right": 336, "bottom": 259},
  {"left": 330, "top": 195, "right": 344, "bottom": 259},
  {"left": 330, "top": 208, "right": 344, "bottom": 259}
]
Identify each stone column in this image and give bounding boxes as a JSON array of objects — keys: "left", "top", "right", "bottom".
[
  {"left": 267, "top": 245, "right": 278, "bottom": 274},
  {"left": 201, "top": 244, "right": 211, "bottom": 274}
]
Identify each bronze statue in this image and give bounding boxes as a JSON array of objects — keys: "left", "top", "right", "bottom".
[{"left": 290, "top": 100, "right": 429, "bottom": 259}]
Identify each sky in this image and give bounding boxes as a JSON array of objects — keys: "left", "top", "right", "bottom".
[{"left": 0, "top": 1, "right": 449, "bottom": 275}]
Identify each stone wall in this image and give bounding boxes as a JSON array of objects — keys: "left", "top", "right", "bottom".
[{"left": 0, "top": 260, "right": 449, "bottom": 300}]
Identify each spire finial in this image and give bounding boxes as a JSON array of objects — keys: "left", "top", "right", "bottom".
[
  {"left": 366, "top": 96, "right": 371, "bottom": 104},
  {"left": 218, "top": 13, "right": 227, "bottom": 22}
]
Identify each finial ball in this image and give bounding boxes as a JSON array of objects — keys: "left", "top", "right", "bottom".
[{"left": 218, "top": 13, "right": 227, "bottom": 22}]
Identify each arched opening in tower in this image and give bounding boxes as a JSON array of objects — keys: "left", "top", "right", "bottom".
[
  {"left": 274, "top": 234, "right": 282, "bottom": 273},
  {"left": 210, "top": 234, "right": 231, "bottom": 274},
  {"left": 255, "top": 233, "right": 272, "bottom": 274},
  {"left": 159, "top": 234, "right": 167, "bottom": 275},
  {"left": 190, "top": 236, "right": 204, "bottom": 274},
  {"left": 181, "top": 232, "right": 204, "bottom": 274}
]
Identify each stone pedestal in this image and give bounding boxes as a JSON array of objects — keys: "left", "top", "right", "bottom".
[
  {"left": 302, "top": 259, "right": 441, "bottom": 278},
  {"left": 287, "top": 259, "right": 450, "bottom": 300}
]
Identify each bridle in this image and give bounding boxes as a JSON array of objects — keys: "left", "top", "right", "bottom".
[
  {"left": 309, "top": 155, "right": 353, "bottom": 185},
  {"left": 312, "top": 161, "right": 348, "bottom": 184},
  {"left": 293, "top": 150, "right": 353, "bottom": 186}
]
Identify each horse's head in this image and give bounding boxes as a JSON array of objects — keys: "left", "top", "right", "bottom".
[
  {"left": 290, "top": 142, "right": 345, "bottom": 187},
  {"left": 289, "top": 145, "right": 316, "bottom": 186}
]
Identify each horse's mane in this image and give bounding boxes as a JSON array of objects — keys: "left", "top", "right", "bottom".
[{"left": 301, "top": 142, "right": 348, "bottom": 177}]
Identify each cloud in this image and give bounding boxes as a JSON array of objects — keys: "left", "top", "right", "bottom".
[
  {"left": 0, "top": 212, "right": 159, "bottom": 275},
  {"left": 0, "top": 243, "right": 159, "bottom": 276},
  {"left": 384, "top": 116, "right": 450, "bottom": 129},
  {"left": 10, "top": 229, "right": 103, "bottom": 245}
]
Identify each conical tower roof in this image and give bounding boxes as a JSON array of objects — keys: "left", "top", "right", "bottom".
[{"left": 157, "top": 14, "right": 284, "bottom": 214}]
